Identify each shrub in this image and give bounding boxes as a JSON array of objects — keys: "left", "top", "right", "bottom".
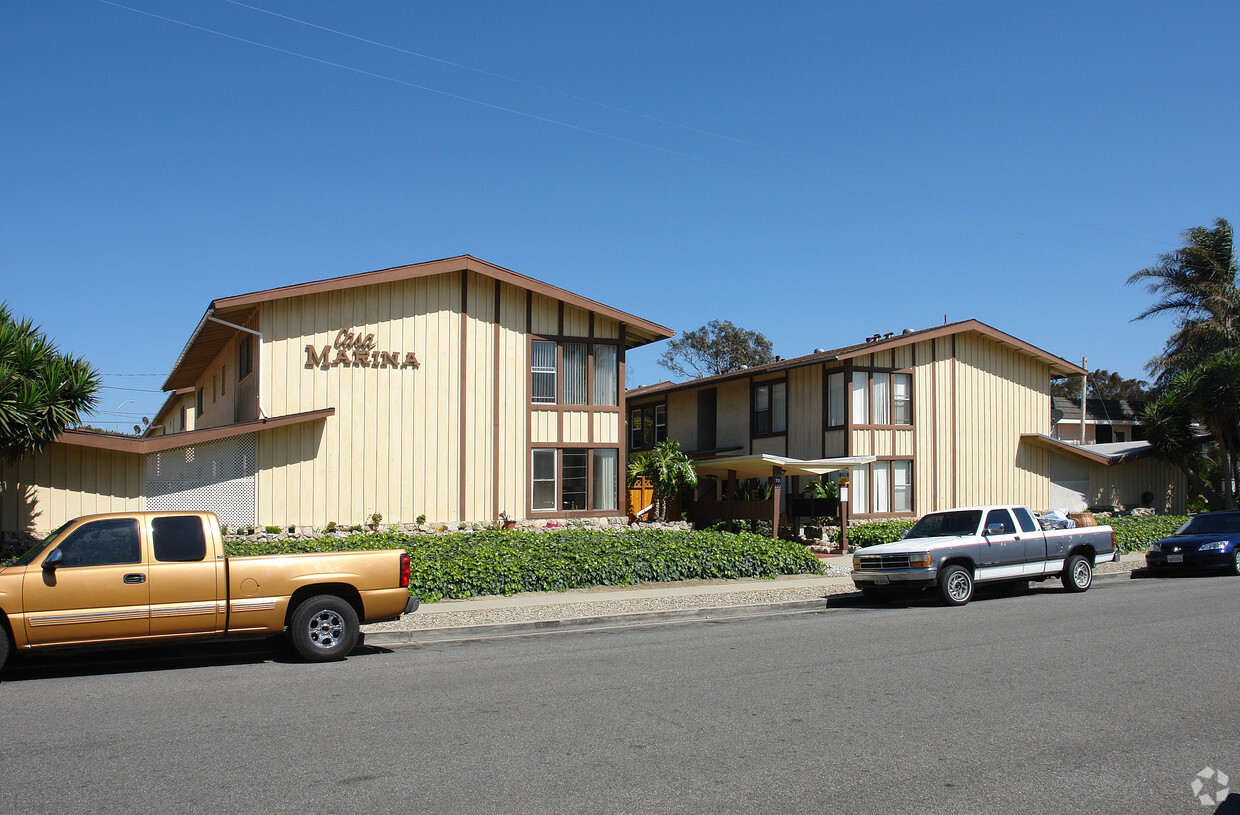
[
  {"left": 264, "top": 526, "right": 281, "bottom": 534},
  {"left": 827, "top": 519, "right": 916, "bottom": 548},
  {"left": 1108, "top": 515, "right": 1190, "bottom": 552},
  {"left": 223, "top": 527, "right": 825, "bottom": 603}
]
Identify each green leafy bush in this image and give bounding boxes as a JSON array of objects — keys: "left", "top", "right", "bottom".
[
  {"left": 827, "top": 519, "right": 916, "bottom": 548},
  {"left": 224, "top": 528, "right": 824, "bottom": 603},
  {"left": 1107, "top": 515, "right": 1189, "bottom": 552}
]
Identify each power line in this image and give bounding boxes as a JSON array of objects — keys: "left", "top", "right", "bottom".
[
  {"left": 99, "top": 384, "right": 164, "bottom": 393},
  {"left": 94, "top": 0, "right": 1159, "bottom": 261}
]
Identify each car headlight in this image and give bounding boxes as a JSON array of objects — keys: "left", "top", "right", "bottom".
[
  {"left": 1198, "top": 540, "right": 1229, "bottom": 552},
  {"left": 852, "top": 555, "right": 863, "bottom": 570},
  {"left": 908, "top": 553, "right": 932, "bottom": 569},
  {"left": 1147, "top": 543, "right": 1162, "bottom": 554}
]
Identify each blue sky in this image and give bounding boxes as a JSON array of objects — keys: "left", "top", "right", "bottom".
[{"left": 3, "top": 0, "right": 1237, "bottom": 431}]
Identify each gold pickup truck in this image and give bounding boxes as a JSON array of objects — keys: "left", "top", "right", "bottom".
[{"left": 0, "top": 511, "right": 419, "bottom": 671}]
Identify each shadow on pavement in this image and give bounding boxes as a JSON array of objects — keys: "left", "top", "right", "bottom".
[{"left": 1, "top": 638, "right": 393, "bottom": 682}]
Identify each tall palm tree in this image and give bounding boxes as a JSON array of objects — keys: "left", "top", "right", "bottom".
[{"left": 1128, "top": 217, "right": 1239, "bottom": 384}]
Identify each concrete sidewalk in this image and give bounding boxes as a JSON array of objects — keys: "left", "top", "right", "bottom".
[{"left": 362, "top": 552, "right": 1147, "bottom": 647}]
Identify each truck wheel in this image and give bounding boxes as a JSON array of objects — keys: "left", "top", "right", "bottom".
[
  {"left": 938, "top": 565, "right": 973, "bottom": 606},
  {"left": 290, "top": 595, "right": 359, "bottom": 662},
  {"left": 0, "top": 626, "right": 9, "bottom": 675},
  {"left": 1061, "top": 554, "right": 1093, "bottom": 592},
  {"left": 1230, "top": 548, "right": 1240, "bottom": 577}
]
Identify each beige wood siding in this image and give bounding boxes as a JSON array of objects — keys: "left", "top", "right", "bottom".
[
  {"left": 951, "top": 333, "right": 1050, "bottom": 509},
  {"left": 716, "top": 379, "right": 750, "bottom": 452},
  {"left": 666, "top": 391, "right": 698, "bottom": 451},
  {"left": 787, "top": 365, "right": 822, "bottom": 459},
  {"left": 563, "top": 304, "right": 589, "bottom": 337},
  {"left": 531, "top": 411, "right": 558, "bottom": 443},
  {"left": 592, "top": 413, "right": 618, "bottom": 444},
  {"left": 530, "top": 294, "right": 558, "bottom": 335},
  {"left": 594, "top": 316, "right": 619, "bottom": 339},
  {"left": 1, "top": 444, "right": 143, "bottom": 536},
  {"left": 563, "top": 411, "right": 591, "bottom": 443},
  {"left": 1090, "top": 459, "right": 1187, "bottom": 515},
  {"left": 496, "top": 283, "right": 529, "bottom": 519}
]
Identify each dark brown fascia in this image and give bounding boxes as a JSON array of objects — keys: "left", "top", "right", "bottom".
[
  {"left": 163, "top": 256, "right": 673, "bottom": 391},
  {"left": 60, "top": 408, "right": 335, "bottom": 455},
  {"left": 626, "top": 319, "right": 1085, "bottom": 400}
]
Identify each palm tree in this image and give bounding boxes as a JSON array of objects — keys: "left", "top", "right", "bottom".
[
  {"left": 1128, "top": 217, "right": 1239, "bottom": 384},
  {"left": 627, "top": 440, "right": 698, "bottom": 521},
  {"left": 0, "top": 303, "right": 100, "bottom": 462}
]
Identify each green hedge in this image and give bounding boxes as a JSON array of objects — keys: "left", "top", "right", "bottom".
[
  {"left": 225, "top": 528, "right": 824, "bottom": 603},
  {"left": 1107, "top": 515, "right": 1189, "bottom": 553},
  {"left": 823, "top": 514, "right": 1190, "bottom": 553}
]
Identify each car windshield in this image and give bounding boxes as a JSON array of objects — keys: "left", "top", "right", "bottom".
[
  {"left": 1173, "top": 513, "right": 1240, "bottom": 536},
  {"left": 905, "top": 510, "right": 983, "bottom": 539},
  {"left": 2, "top": 519, "right": 75, "bottom": 568}
]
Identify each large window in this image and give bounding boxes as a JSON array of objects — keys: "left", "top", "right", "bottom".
[
  {"left": 53, "top": 518, "right": 141, "bottom": 568},
  {"left": 850, "top": 459, "right": 914, "bottom": 515},
  {"left": 531, "top": 340, "right": 619, "bottom": 406},
  {"left": 848, "top": 371, "right": 912, "bottom": 427},
  {"left": 630, "top": 403, "right": 667, "bottom": 451},
  {"left": 531, "top": 448, "right": 620, "bottom": 512},
  {"left": 238, "top": 335, "right": 253, "bottom": 380},
  {"left": 753, "top": 381, "right": 786, "bottom": 435}
]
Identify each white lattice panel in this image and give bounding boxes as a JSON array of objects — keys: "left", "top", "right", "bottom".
[{"left": 145, "top": 435, "right": 256, "bottom": 528}]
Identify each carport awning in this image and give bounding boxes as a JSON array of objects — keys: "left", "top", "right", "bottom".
[{"left": 692, "top": 453, "right": 876, "bottom": 479}]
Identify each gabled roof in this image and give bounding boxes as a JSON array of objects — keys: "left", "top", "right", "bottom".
[
  {"left": 164, "top": 255, "right": 674, "bottom": 391},
  {"left": 627, "top": 319, "right": 1084, "bottom": 398}
]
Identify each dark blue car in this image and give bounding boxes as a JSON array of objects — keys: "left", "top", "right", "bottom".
[{"left": 1146, "top": 511, "right": 1240, "bottom": 575}]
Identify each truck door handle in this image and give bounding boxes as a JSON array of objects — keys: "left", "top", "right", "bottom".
[{"left": 123, "top": 573, "right": 146, "bottom": 584}]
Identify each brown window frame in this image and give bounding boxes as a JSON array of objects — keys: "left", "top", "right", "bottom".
[{"left": 751, "top": 378, "right": 787, "bottom": 438}]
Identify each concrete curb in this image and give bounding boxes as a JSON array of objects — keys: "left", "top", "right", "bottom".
[{"left": 363, "top": 564, "right": 1141, "bottom": 649}]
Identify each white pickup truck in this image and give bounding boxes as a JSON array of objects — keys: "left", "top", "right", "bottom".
[{"left": 850, "top": 505, "right": 1117, "bottom": 606}]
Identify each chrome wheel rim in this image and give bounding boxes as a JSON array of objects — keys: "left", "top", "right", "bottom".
[
  {"left": 1073, "top": 560, "right": 1091, "bottom": 588},
  {"left": 947, "top": 571, "right": 971, "bottom": 601},
  {"left": 307, "top": 609, "right": 345, "bottom": 650}
]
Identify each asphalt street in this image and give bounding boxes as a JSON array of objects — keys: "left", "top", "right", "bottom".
[{"left": 1, "top": 573, "right": 1237, "bottom": 815}]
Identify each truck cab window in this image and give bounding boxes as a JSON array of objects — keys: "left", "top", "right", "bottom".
[
  {"left": 984, "top": 509, "right": 1015, "bottom": 535},
  {"left": 152, "top": 516, "right": 208, "bottom": 562},
  {"left": 1013, "top": 507, "right": 1038, "bottom": 533},
  {"left": 54, "top": 519, "right": 141, "bottom": 567}
]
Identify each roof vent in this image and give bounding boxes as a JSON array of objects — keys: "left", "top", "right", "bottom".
[
  {"left": 813, "top": 347, "right": 826, "bottom": 354},
  {"left": 739, "top": 365, "right": 749, "bottom": 370},
  {"left": 902, "top": 328, "right": 914, "bottom": 335},
  {"left": 774, "top": 355, "right": 781, "bottom": 361}
]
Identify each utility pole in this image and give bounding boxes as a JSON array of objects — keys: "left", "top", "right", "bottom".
[{"left": 1079, "top": 357, "right": 1087, "bottom": 445}]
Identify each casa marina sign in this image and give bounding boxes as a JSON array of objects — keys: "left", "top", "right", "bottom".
[{"left": 305, "top": 327, "right": 420, "bottom": 370}]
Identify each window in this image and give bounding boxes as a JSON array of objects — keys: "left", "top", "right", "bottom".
[
  {"left": 531, "top": 340, "right": 556, "bottom": 404},
  {"left": 561, "top": 342, "right": 587, "bottom": 405},
  {"left": 872, "top": 373, "right": 890, "bottom": 425},
  {"left": 851, "top": 371, "right": 868, "bottom": 424},
  {"left": 532, "top": 447, "right": 620, "bottom": 512},
  {"left": 238, "top": 335, "right": 253, "bottom": 380},
  {"left": 753, "top": 381, "right": 786, "bottom": 435},
  {"left": 873, "top": 460, "right": 890, "bottom": 513},
  {"left": 152, "top": 516, "right": 207, "bottom": 562},
  {"left": 893, "top": 460, "right": 912, "bottom": 513},
  {"left": 562, "top": 450, "right": 588, "bottom": 510},
  {"left": 53, "top": 519, "right": 141, "bottom": 567},
  {"left": 592, "top": 344, "right": 618, "bottom": 406},
  {"left": 1013, "top": 506, "right": 1038, "bottom": 533},
  {"left": 593, "top": 449, "right": 618, "bottom": 511},
  {"left": 850, "top": 465, "right": 869, "bottom": 514},
  {"left": 196, "top": 388, "right": 204, "bottom": 418},
  {"left": 985, "top": 509, "right": 1016, "bottom": 534},
  {"left": 630, "top": 404, "right": 667, "bottom": 451},
  {"left": 532, "top": 449, "right": 557, "bottom": 510},
  {"left": 893, "top": 373, "right": 911, "bottom": 425},
  {"left": 220, "top": 365, "right": 226, "bottom": 395},
  {"left": 827, "top": 371, "right": 845, "bottom": 427}
]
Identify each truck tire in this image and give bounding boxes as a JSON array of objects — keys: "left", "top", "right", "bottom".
[
  {"left": 1230, "top": 548, "right": 1240, "bottom": 577},
  {"left": 289, "top": 595, "right": 359, "bottom": 662},
  {"left": 0, "top": 625, "right": 10, "bottom": 675},
  {"left": 1061, "top": 554, "right": 1093, "bottom": 592},
  {"left": 938, "top": 565, "right": 974, "bottom": 606}
]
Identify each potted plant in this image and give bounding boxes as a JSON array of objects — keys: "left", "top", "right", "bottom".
[
  {"left": 499, "top": 511, "right": 516, "bottom": 531},
  {"left": 800, "top": 479, "right": 839, "bottom": 540}
]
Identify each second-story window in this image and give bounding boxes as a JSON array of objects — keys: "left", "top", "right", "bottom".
[
  {"left": 239, "top": 336, "right": 253, "bottom": 380},
  {"left": 753, "top": 381, "right": 786, "bottom": 435},
  {"left": 531, "top": 340, "right": 556, "bottom": 404},
  {"left": 630, "top": 404, "right": 666, "bottom": 450},
  {"left": 562, "top": 342, "right": 587, "bottom": 405},
  {"left": 196, "top": 387, "right": 204, "bottom": 417}
]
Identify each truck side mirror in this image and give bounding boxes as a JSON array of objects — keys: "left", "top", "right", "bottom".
[
  {"left": 42, "top": 549, "right": 64, "bottom": 571},
  {"left": 985, "top": 524, "right": 1006, "bottom": 536}
]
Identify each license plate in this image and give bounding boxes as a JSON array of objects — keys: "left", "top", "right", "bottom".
[
  {"left": 1168, "top": 554, "right": 1184, "bottom": 563},
  {"left": 872, "top": 575, "right": 890, "bottom": 585}
]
